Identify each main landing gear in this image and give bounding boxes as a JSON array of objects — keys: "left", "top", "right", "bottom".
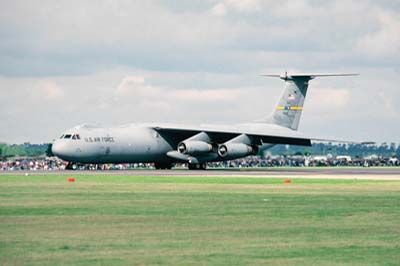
[
  {"left": 154, "top": 162, "right": 173, "bottom": 170},
  {"left": 188, "top": 163, "right": 207, "bottom": 170}
]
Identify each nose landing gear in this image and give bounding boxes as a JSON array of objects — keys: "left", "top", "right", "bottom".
[{"left": 65, "top": 162, "right": 78, "bottom": 170}]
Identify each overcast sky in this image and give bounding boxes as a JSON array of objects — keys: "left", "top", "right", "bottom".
[{"left": 0, "top": 0, "right": 399, "bottom": 144}]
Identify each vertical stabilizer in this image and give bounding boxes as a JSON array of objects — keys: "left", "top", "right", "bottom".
[{"left": 263, "top": 73, "right": 358, "bottom": 130}]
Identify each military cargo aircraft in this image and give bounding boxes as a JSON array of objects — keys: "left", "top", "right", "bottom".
[{"left": 52, "top": 73, "right": 358, "bottom": 170}]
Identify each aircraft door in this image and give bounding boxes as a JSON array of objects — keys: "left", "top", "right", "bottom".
[{"left": 99, "top": 146, "right": 111, "bottom": 157}]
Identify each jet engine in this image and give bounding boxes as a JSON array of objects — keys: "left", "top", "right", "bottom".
[
  {"left": 177, "top": 141, "right": 212, "bottom": 155},
  {"left": 218, "top": 143, "right": 255, "bottom": 159}
]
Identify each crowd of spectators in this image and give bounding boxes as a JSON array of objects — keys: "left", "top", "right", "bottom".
[
  {"left": 1, "top": 154, "right": 399, "bottom": 171},
  {"left": 210, "top": 155, "right": 400, "bottom": 168},
  {"left": 0, "top": 157, "right": 66, "bottom": 171}
]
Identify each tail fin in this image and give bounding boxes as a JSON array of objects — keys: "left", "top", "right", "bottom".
[{"left": 263, "top": 73, "right": 358, "bottom": 130}]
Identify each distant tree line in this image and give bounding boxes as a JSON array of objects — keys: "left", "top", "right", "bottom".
[{"left": 0, "top": 143, "right": 49, "bottom": 158}]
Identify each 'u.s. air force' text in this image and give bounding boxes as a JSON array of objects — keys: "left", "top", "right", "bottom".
[{"left": 84, "top": 137, "right": 115, "bottom": 143}]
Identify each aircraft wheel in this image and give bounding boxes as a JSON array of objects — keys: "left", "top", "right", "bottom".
[
  {"left": 188, "top": 163, "right": 207, "bottom": 170},
  {"left": 66, "top": 162, "right": 77, "bottom": 170},
  {"left": 154, "top": 162, "right": 173, "bottom": 170}
]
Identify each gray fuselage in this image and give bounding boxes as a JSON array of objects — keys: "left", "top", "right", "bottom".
[{"left": 52, "top": 125, "right": 174, "bottom": 164}]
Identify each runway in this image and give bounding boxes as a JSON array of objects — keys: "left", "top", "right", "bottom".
[{"left": 3, "top": 167, "right": 400, "bottom": 180}]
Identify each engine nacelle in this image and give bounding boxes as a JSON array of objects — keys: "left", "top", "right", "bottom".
[
  {"left": 178, "top": 140, "right": 212, "bottom": 155},
  {"left": 218, "top": 143, "right": 255, "bottom": 159}
]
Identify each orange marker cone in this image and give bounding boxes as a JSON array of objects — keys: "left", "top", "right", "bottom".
[
  {"left": 68, "top": 177, "right": 75, "bottom": 182},
  {"left": 284, "top": 179, "right": 291, "bottom": 184}
]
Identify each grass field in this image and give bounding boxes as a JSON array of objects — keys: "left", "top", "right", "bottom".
[{"left": 1, "top": 174, "right": 400, "bottom": 266}]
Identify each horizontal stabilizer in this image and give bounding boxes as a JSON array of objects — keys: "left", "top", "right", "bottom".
[{"left": 262, "top": 72, "right": 359, "bottom": 80}]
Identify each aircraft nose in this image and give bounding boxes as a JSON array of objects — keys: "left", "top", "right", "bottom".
[{"left": 52, "top": 141, "right": 67, "bottom": 157}]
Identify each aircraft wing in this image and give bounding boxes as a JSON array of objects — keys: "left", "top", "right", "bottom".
[
  {"left": 151, "top": 123, "right": 312, "bottom": 147},
  {"left": 151, "top": 123, "right": 370, "bottom": 148},
  {"left": 147, "top": 120, "right": 372, "bottom": 164}
]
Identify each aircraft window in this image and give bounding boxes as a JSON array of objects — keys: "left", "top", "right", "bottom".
[
  {"left": 64, "top": 134, "right": 72, "bottom": 139},
  {"left": 60, "top": 134, "right": 64, "bottom": 139},
  {"left": 70, "top": 134, "right": 81, "bottom": 140}
]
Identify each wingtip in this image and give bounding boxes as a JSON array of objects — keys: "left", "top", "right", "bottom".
[{"left": 260, "top": 74, "right": 280, "bottom": 77}]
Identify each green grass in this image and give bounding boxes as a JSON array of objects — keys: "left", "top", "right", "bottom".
[
  {"left": 205, "top": 166, "right": 400, "bottom": 170},
  {"left": 1, "top": 175, "right": 400, "bottom": 266}
]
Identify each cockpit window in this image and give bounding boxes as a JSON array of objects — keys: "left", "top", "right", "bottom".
[
  {"left": 60, "top": 134, "right": 64, "bottom": 139},
  {"left": 62, "top": 134, "right": 80, "bottom": 140},
  {"left": 71, "top": 134, "right": 81, "bottom": 140}
]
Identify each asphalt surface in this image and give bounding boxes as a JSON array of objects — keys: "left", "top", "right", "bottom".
[{"left": 2, "top": 167, "right": 400, "bottom": 180}]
